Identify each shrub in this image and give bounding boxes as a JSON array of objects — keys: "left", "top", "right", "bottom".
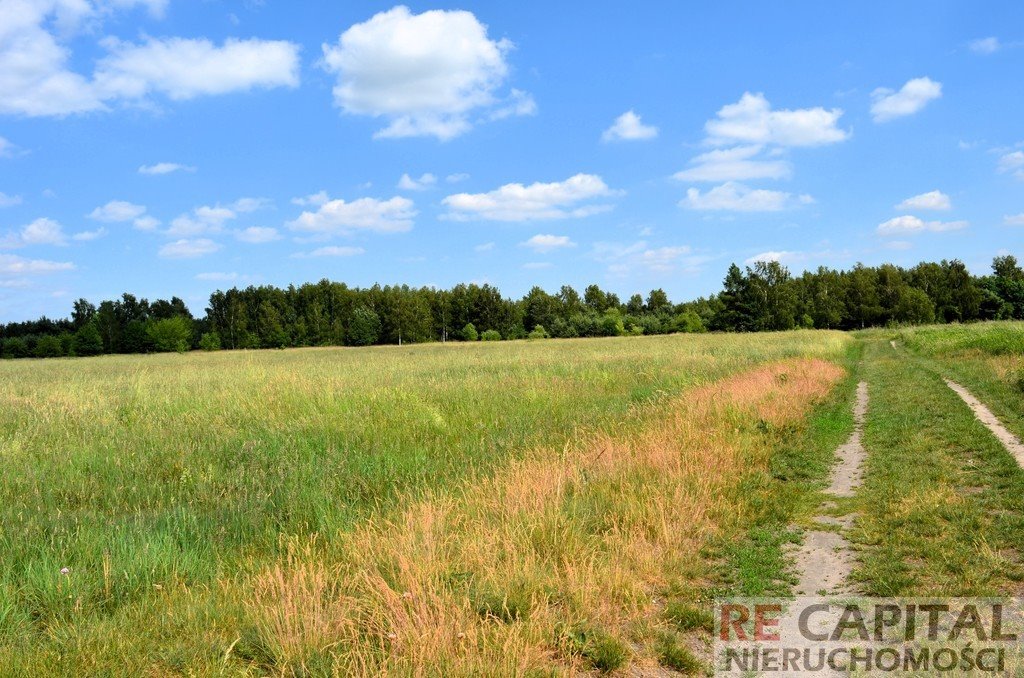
[
  {"left": 480, "top": 329, "right": 501, "bottom": 342},
  {"left": 461, "top": 322, "right": 478, "bottom": 342},
  {"left": 527, "top": 325, "right": 548, "bottom": 339},
  {"left": 74, "top": 322, "right": 104, "bottom": 356},
  {"left": 147, "top": 317, "right": 193, "bottom": 353},
  {"left": 599, "top": 309, "right": 625, "bottom": 337},
  {"left": 34, "top": 335, "right": 63, "bottom": 358},
  {"left": 673, "top": 311, "right": 706, "bottom": 334},
  {"left": 199, "top": 332, "right": 222, "bottom": 351}
]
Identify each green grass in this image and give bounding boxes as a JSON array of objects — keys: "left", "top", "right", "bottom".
[
  {"left": 852, "top": 332, "right": 1024, "bottom": 595},
  {"left": 0, "top": 331, "right": 850, "bottom": 674},
  {"left": 896, "top": 322, "right": 1024, "bottom": 443}
]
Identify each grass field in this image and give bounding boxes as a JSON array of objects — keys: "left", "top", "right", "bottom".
[{"left": 2, "top": 324, "right": 1023, "bottom": 675}]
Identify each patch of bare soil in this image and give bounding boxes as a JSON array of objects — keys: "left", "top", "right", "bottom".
[{"left": 945, "top": 379, "right": 1024, "bottom": 466}]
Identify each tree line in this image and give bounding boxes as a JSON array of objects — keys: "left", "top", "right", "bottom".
[{"left": 2, "top": 256, "right": 1022, "bottom": 359}]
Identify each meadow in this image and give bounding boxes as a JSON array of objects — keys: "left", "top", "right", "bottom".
[{"left": 0, "top": 331, "right": 857, "bottom": 674}]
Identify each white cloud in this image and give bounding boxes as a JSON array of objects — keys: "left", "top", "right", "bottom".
[
  {"left": 94, "top": 36, "right": 300, "bottom": 101},
  {"left": 0, "top": 4, "right": 300, "bottom": 117},
  {"left": 321, "top": 6, "right": 528, "bottom": 140},
  {"left": 1004, "top": 213, "right": 1024, "bottom": 226},
  {"left": 158, "top": 238, "right": 221, "bottom": 258},
  {"left": 397, "top": 173, "right": 437, "bottom": 191},
  {"left": 446, "top": 173, "right": 470, "bottom": 183},
  {"left": 896, "top": 190, "right": 951, "bottom": 211},
  {"left": 235, "top": 226, "right": 280, "bottom": 243},
  {"left": 295, "top": 246, "right": 366, "bottom": 258},
  {"left": 2, "top": 217, "right": 67, "bottom": 247},
  {"left": 998, "top": 151, "right": 1024, "bottom": 179},
  {"left": 877, "top": 215, "right": 968, "bottom": 235},
  {"left": 704, "top": 92, "right": 849, "bottom": 147},
  {"left": 682, "top": 181, "right": 810, "bottom": 211},
  {"left": 592, "top": 240, "right": 707, "bottom": 276},
  {"left": 521, "top": 234, "right": 575, "bottom": 253},
  {"left": 602, "top": 110, "right": 658, "bottom": 142},
  {"left": 474, "top": 241, "right": 494, "bottom": 252},
  {"left": 291, "top": 190, "right": 329, "bottom": 207},
  {"left": 522, "top": 261, "right": 552, "bottom": 270},
  {"left": 133, "top": 215, "right": 160, "bottom": 230},
  {"left": 89, "top": 200, "right": 147, "bottom": 222},
  {"left": 288, "top": 195, "right": 416, "bottom": 235},
  {"left": 745, "top": 250, "right": 800, "bottom": 265},
  {"left": 870, "top": 77, "right": 942, "bottom": 123},
  {"left": 0, "top": 192, "right": 23, "bottom": 207},
  {"left": 72, "top": 227, "right": 106, "bottom": 241},
  {"left": 0, "top": 253, "right": 74, "bottom": 276},
  {"left": 970, "top": 37, "right": 1000, "bottom": 54},
  {"left": 489, "top": 88, "right": 536, "bottom": 120},
  {"left": 166, "top": 198, "right": 265, "bottom": 237},
  {"left": 443, "top": 173, "right": 617, "bottom": 221},
  {"left": 0, "top": 136, "right": 16, "bottom": 158},
  {"left": 673, "top": 145, "right": 791, "bottom": 182},
  {"left": 139, "top": 162, "right": 195, "bottom": 175}
]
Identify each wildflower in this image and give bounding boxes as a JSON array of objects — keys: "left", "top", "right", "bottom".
[{"left": 59, "top": 567, "right": 70, "bottom": 576}]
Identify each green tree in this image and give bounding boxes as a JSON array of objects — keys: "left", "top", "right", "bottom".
[
  {"left": 199, "top": 332, "right": 222, "bottom": 351},
  {"left": 461, "top": 322, "right": 478, "bottom": 341},
  {"left": 34, "top": 335, "right": 63, "bottom": 358},
  {"left": 73, "top": 322, "right": 104, "bottom": 356},
  {"left": 480, "top": 329, "right": 501, "bottom": 341},
  {"left": 147, "top": 317, "right": 193, "bottom": 353},
  {"left": 348, "top": 306, "right": 381, "bottom": 346}
]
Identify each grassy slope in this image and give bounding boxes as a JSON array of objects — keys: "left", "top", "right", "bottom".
[
  {"left": 851, "top": 331, "right": 1024, "bottom": 596},
  {"left": 0, "top": 331, "right": 849, "bottom": 674}
]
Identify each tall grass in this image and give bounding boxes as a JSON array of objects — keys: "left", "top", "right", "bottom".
[{"left": 0, "top": 332, "right": 849, "bottom": 673}]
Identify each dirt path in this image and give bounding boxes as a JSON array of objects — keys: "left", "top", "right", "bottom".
[
  {"left": 944, "top": 379, "right": 1024, "bottom": 466},
  {"left": 792, "top": 381, "right": 867, "bottom": 596}
]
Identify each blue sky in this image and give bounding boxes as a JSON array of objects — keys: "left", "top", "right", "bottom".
[{"left": 1, "top": 1, "right": 1022, "bottom": 321}]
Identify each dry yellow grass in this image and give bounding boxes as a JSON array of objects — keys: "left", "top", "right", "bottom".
[{"left": 240, "top": 358, "right": 845, "bottom": 675}]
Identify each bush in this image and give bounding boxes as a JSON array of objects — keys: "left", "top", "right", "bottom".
[
  {"left": 34, "top": 335, "right": 63, "bottom": 358},
  {"left": 481, "top": 329, "right": 501, "bottom": 342},
  {"left": 461, "top": 322, "right": 478, "bottom": 342},
  {"left": 199, "top": 332, "right": 222, "bottom": 351},
  {"left": 527, "top": 325, "right": 548, "bottom": 339},
  {"left": 673, "top": 311, "right": 706, "bottom": 334},
  {"left": 1, "top": 337, "right": 29, "bottom": 359},
  {"left": 74, "top": 322, "right": 104, "bottom": 356},
  {"left": 147, "top": 317, "right": 193, "bottom": 353},
  {"left": 599, "top": 309, "right": 625, "bottom": 337}
]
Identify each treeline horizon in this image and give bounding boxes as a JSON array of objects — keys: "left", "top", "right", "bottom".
[{"left": 2, "top": 255, "right": 1023, "bottom": 359}]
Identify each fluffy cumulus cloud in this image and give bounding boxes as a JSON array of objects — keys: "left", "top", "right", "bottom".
[
  {"left": 397, "top": 173, "right": 437, "bottom": 191},
  {"left": 167, "top": 198, "right": 267, "bottom": 236},
  {"left": 745, "top": 250, "right": 800, "bottom": 265},
  {"left": 0, "top": 2, "right": 300, "bottom": 117},
  {"left": 704, "top": 93, "right": 849, "bottom": 147},
  {"left": 0, "top": 136, "right": 16, "bottom": 157},
  {"left": 2, "top": 217, "right": 71, "bottom": 248},
  {"left": 896, "top": 190, "right": 951, "bottom": 211},
  {"left": 521, "top": 234, "right": 575, "bottom": 253},
  {"left": 682, "top": 181, "right": 812, "bottom": 212},
  {"left": 870, "top": 77, "right": 942, "bottom": 123},
  {"left": 443, "top": 173, "right": 617, "bottom": 221},
  {"left": 876, "top": 215, "right": 968, "bottom": 235},
  {"left": 139, "top": 162, "right": 195, "bottom": 175},
  {"left": 89, "top": 199, "right": 146, "bottom": 222},
  {"left": 158, "top": 238, "right": 221, "bottom": 258},
  {"left": 674, "top": 145, "right": 791, "bottom": 182},
  {"left": 321, "top": 6, "right": 530, "bottom": 140},
  {"left": 288, "top": 195, "right": 416, "bottom": 235},
  {"left": 602, "top": 110, "right": 658, "bottom": 142}
]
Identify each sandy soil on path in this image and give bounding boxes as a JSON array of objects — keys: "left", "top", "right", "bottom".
[{"left": 945, "top": 379, "right": 1024, "bottom": 466}]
